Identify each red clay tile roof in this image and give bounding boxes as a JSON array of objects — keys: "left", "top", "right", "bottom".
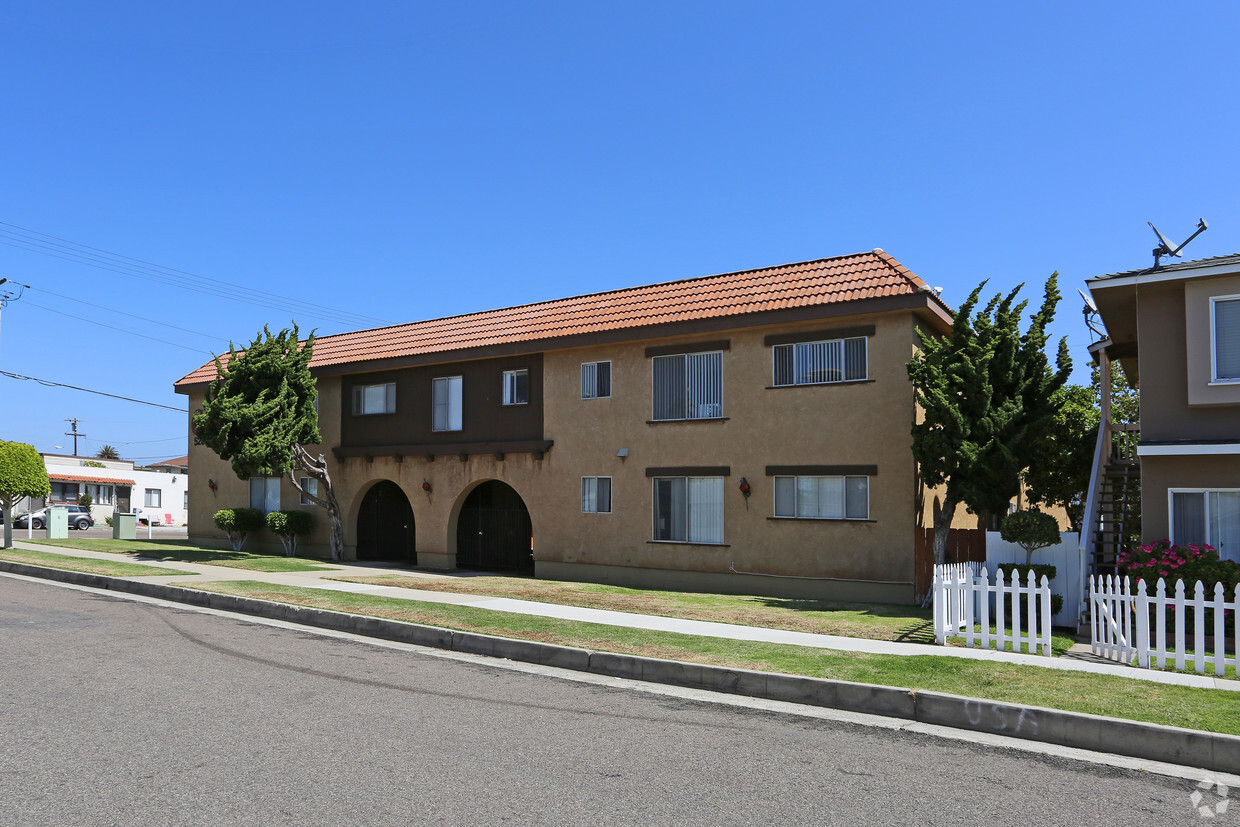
[
  {"left": 175, "top": 249, "right": 945, "bottom": 389},
  {"left": 145, "top": 456, "right": 189, "bottom": 467},
  {"left": 49, "top": 473, "right": 136, "bottom": 485}
]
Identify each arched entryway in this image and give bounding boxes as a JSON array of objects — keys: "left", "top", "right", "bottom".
[
  {"left": 455, "top": 481, "right": 533, "bottom": 573},
  {"left": 356, "top": 480, "right": 416, "bottom": 564}
]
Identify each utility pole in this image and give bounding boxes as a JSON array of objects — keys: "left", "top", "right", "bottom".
[
  {"left": 64, "top": 419, "right": 86, "bottom": 456},
  {"left": 0, "top": 278, "right": 30, "bottom": 362}
]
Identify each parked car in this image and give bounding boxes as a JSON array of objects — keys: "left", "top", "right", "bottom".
[{"left": 10, "top": 505, "right": 94, "bottom": 531}]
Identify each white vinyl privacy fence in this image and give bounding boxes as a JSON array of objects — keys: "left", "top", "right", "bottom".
[
  {"left": 933, "top": 564, "right": 1054, "bottom": 656},
  {"left": 1089, "top": 575, "right": 1240, "bottom": 675}
]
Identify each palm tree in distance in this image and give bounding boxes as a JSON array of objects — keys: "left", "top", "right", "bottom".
[{"left": 95, "top": 445, "right": 120, "bottom": 459}]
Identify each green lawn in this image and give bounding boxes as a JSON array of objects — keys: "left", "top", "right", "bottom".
[
  {"left": 182, "top": 579, "right": 1240, "bottom": 736},
  {"left": 0, "top": 547, "right": 194, "bottom": 577},
  {"left": 330, "top": 573, "right": 1076, "bottom": 655},
  {"left": 24, "top": 538, "right": 335, "bottom": 573}
]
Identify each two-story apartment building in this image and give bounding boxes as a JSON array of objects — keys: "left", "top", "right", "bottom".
[
  {"left": 175, "top": 251, "right": 955, "bottom": 603},
  {"left": 1086, "top": 253, "right": 1240, "bottom": 566}
]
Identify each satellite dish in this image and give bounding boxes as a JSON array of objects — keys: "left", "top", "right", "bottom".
[
  {"left": 1149, "top": 218, "right": 1208, "bottom": 268},
  {"left": 1077, "top": 288, "right": 1098, "bottom": 314}
]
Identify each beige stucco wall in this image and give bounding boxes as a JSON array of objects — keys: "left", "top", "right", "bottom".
[{"left": 184, "top": 309, "right": 929, "bottom": 602}]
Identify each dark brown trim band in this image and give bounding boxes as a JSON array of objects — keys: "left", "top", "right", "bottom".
[
  {"left": 334, "top": 439, "right": 553, "bottom": 459},
  {"left": 763, "top": 325, "right": 876, "bottom": 347},
  {"left": 765, "top": 465, "right": 877, "bottom": 476},
  {"left": 644, "top": 339, "right": 731, "bottom": 358},
  {"left": 646, "top": 466, "right": 731, "bottom": 477}
]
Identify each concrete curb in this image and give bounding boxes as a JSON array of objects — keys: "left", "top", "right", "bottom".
[{"left": 4, "top": 560, "right": 1237, "bottom": 774}]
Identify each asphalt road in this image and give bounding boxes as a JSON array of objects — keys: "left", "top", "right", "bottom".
[{"left": 0, "top": 576, "right": 1224, "bottom": 826}]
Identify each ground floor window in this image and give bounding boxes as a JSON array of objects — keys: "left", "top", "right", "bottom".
[
  {"left": 653, "top": 477, "right": 723, "bottom": 543},
  {"left": 51, "top": 482, "right": 80, "bottom": 502},
  {"left": 299, "top": 476, "right": 319, "bottom": 505},
  {"left": 1171, "top": 489, "right": 1240, "bottom": 563},
  {"left": 144, "top": 488, "right": 162, "bottom": 508},
  {"left": 581, "top": 477, "right": 612, "bottom": 513},
  {"left": 249, "top": 477, "right": 281, "bottom": 515},
  {"left": 774, "top": 475, "right": 869, "bottom": 520},
  {"left": 86, "top": 484, "right": 113, "bottom": 505}
]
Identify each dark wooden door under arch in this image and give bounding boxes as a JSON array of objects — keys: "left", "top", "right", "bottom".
[
  {"left": 456, "top": 481, "right": 533, "bottom": 573},
  {"left": 356, "top": 480, "right": 416, "bottom": 564}
]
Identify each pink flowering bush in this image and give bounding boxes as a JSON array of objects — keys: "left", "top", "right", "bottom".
[{"left": 1118, "top": 540, "right": 1240, "bottom": 593}]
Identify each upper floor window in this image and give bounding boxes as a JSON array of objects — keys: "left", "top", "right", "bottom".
[
  {"left": 774, "top": 475, "right": 869, "bottom": 520},
  {"left": 581, "top": 361, "right": 611, "bottom": 399},
  {"left": 652, "top": 352, "right": 723, "bottom": 421},
  {"left": 773, "top": 337, "right": 867, "bottom": 386},
  {"left": 1212, "top": 296, "right": 1240, "bottom": 382},
  {"left": 502, "top": 369, "right": 529, "bottom": 406},
  {"left": 433, "top": 376, "right": 463, "bottom": 431},
  {"left": 299, "top": 476, "right": 319, "bottom": 506},
  {"left": 352, "top": 382, "right": 396, "bottom": 415}
]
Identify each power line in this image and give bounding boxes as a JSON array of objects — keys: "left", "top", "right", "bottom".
[
  {"left": 19, "top": 298, "right": 213, "bottom": 354},
  {"left": 0, "top": 370, "right": 185, "bottom": 412},
  {"left": 0, "top": 221, "right": 392, "bottom": 328},
  {"left": 26, "top": 285, "right": 225, "bottom": 343}
]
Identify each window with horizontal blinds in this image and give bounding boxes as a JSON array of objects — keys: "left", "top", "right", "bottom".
[
  {"left": 772, "top": 337, "right": 867, "bottom": 386},
  {"left": 1214, "top": 298, "right": 1240, "bottom": 381},
  {"left": 652, "top": 352, "right": 722, "bottom": 420}
]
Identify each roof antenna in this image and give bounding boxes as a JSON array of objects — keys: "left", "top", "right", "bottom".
[
  {"left": 1149, "top": 218, "right": 1208, "bottom": 269},
  {"left": 1077, "top": 288, "right": 1105, "bottom": 342}
]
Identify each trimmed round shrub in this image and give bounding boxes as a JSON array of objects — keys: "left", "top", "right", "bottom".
[{"left": 1000, "top": 509, "right": 1061, "bottom": 565}]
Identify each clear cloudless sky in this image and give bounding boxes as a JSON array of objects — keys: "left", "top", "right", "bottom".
[{"left": 2, "top": 1, "right": 1237, "bottom": 461}]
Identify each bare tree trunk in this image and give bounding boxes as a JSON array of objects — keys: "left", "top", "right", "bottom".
[
  {"left": 290, "top": 444, "right": 345, "bottom": 561},
  {"left": 1, "top": 496, "right": 13, "bottom": 550},
  {"left": 932, "top": 493, "right": 958, "bottom": 566}
]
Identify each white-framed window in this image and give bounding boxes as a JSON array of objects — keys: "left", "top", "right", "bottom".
[
  {"left": 652, "top": 352, "right": 723, "bottom": 421},
  {"left": 652, "top": 476, "right": 724, "bottom": 543},
  {"left": 1211, "top": 296, "right": 1240, "bottom": 383},
  {"left": 581, "top": 477, "right": 612, "bottom": 513},
  {"left": 433, "top": 376, "right": 463, "bottom": 431},
  {"left": 502, "top": 369, "right": 529, "bottom": 406},
  {"left": 581, "top": 361, "right": 612, "bottom": 399},
  {"left": 299, "top": 476, "right": 319, "bottom": 506},
  {"left": 51, "top": 482, "right": 80, "bottom": 502},
  {"left": 774, "top": 475, "right": 869, "bottom": 520},
  {"left": 85, "top": 484, "right": 113, "bottom": 505},
  {"left": 1170, "top": 489, "right": 1240, "bottom": 564},
  {"left": 249, "top": 477, "right": 281, "bottom": 515},
  {"left": 144, "top": 488, "right": 162, "bottom": 508},
  {"left": 773, "top": 337, "right": 867, "bottom": 386},
  {"left": 352, "top": 382, "right": 396, "bottom": 415}
]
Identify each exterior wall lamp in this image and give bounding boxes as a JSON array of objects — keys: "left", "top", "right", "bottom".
[
  {"left": 738, "top": 477, "right": 751, "bottom": 510},
  {"left": 422, "top": 479, "right": 432, "bottom": 500},
  {"left": 208, "top": 479, "right": 217, "bottom": 495}
]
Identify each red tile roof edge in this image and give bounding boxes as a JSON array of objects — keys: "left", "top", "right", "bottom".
[{"left": 49, "top": 473, "right": 137, "bottom": 485}]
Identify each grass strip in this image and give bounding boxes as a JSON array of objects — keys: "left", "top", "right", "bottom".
[
  {"left": 183, "top": 579, "right": 1240, "bottom": 736},
  {"left": 24, "top": 538, "right": 334, "bottom": 573},
  {"left": 330, "top": 573, "right": 1077, "bottom": 656},
  {"left": 0, "top": 548, "right": 194, "bottom": 577}
]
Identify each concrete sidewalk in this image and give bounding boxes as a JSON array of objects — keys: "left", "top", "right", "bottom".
[{"left": 9, "top": 539, "right": 1240, "bottom": 691}]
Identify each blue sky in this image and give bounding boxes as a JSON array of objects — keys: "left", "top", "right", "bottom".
[{"left": 2, "top": 2, "right": 1237, "bottom": 461}]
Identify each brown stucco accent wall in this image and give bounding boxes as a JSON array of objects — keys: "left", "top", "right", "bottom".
[{"left": 1141, "top": 454, "right": 1240, "bottom": 545}]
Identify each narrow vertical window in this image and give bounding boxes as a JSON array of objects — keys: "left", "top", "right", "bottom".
[
  {"left": 1213, "top": 297, "right": 1240, "bottom": 381},
  {"left": 433, "top": 376, "right": 463, "bottom": 431}
]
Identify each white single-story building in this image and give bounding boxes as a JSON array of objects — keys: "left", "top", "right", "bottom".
[{"left": 17, "top": 454, "right": 189, "bottom": 526}]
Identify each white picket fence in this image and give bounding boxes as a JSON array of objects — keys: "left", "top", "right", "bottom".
[
  {"left": 1090, "top": 575, "right": 1240, "bottom": 675},
  {"left": 932, "top": 563, "right": 1054, "bottom": 656}
]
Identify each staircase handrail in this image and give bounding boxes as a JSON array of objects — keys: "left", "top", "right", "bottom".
[{"left": 1077, "top": 416, "right": 1110, "bottom": 631}]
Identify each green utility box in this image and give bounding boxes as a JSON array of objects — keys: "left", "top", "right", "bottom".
[
  {"left": 45, "top": 507, "right": 69, "bottom": 539},
  {"left": 113, "top": 512, "right": 137, "bottom": 540}
]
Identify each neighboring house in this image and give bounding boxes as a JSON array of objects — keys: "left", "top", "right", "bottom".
[
  {"left": 1085, "top": 253, "right": 1240, "bottom": 569},
  {"left": 175, "top": 251, "right": 963, "bottom": 603},
  {"left": 18, "top": 454, "right": 190, "bottom": 526},
  {"left": 141, "top": 455, "right": 189, "bottom": 475}
]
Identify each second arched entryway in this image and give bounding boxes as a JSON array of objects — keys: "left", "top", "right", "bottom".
[
  {"left": 356, "top": 480, "right": 416, "bottom": 564},
  {"left": 455, "top": 480, "right": 533, "bottom": 573}
]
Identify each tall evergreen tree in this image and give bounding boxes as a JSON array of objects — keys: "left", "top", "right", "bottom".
[
  {"left": 192, "top": 325, "right": 345, "bottom": 560},
  {"left": 908, "top": 274, "right": 1072, "bottom": 565}
]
